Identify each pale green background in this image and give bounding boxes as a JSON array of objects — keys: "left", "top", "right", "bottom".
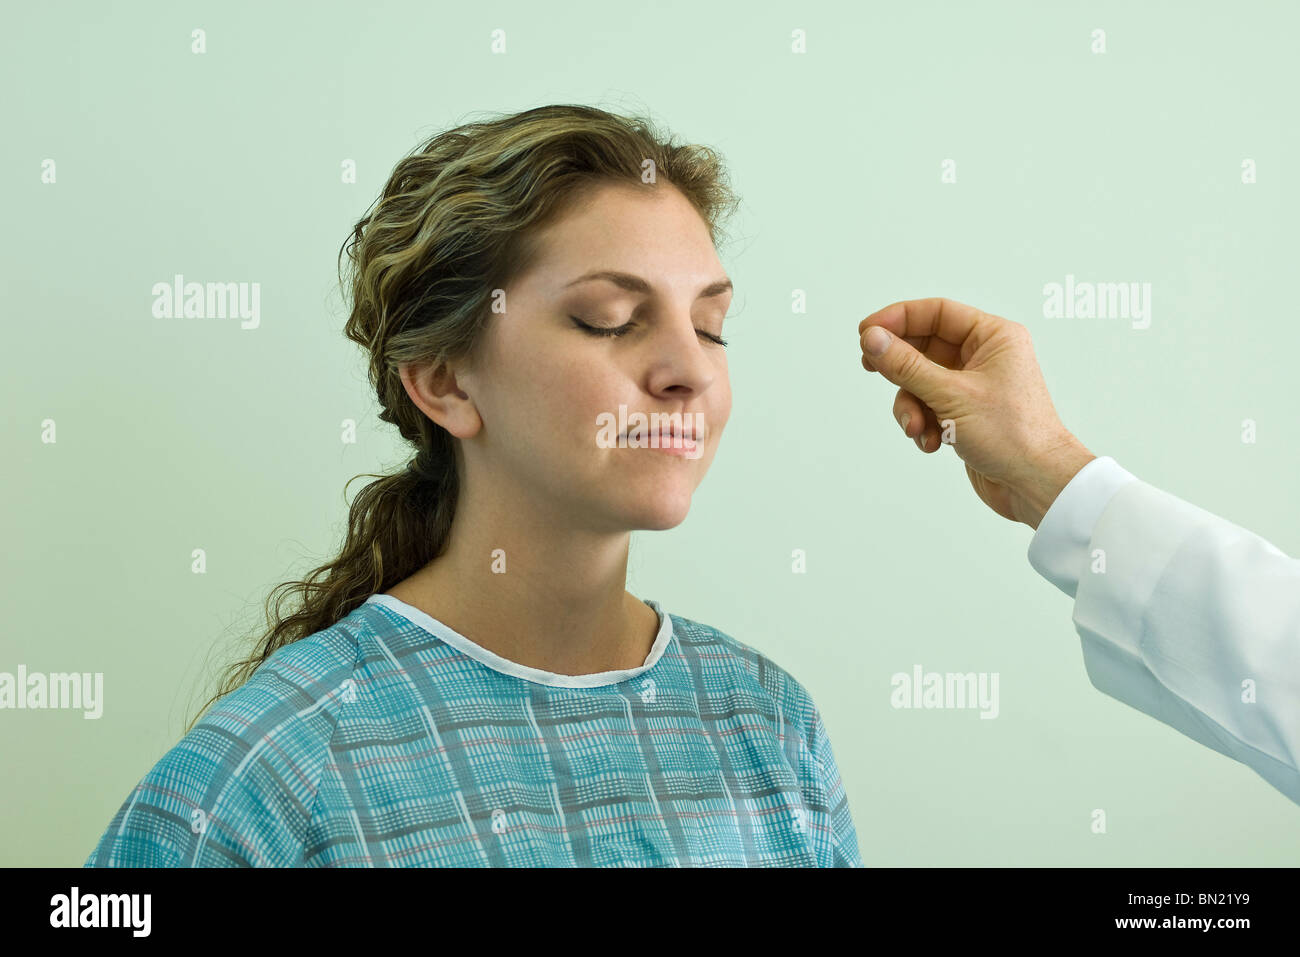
[{"left": 3, "top": 0, "right": 1297, "bottom": 866}]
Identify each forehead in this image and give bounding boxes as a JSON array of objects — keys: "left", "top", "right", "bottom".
[{"left": 518, "top": 182, "right": 722, "bottom": 295}]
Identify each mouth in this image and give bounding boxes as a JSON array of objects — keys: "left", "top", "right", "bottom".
[{"left": 620, "top": 427, "right": 699, "bottom": 445}]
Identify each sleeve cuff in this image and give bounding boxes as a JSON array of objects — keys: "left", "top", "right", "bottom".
[{"left": 1026, "top": 455, "right": 1138, "bottom": 598}]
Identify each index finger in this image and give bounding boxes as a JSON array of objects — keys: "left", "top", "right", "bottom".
[{"left": 858, "top": 297, "right": 995, "bottom": 352}]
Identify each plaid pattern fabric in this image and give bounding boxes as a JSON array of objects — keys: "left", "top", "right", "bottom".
[{"left": 85, "top": 595, "right": 861, "bottom": 867}]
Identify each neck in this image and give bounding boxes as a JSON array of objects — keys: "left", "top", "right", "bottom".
[{"left": 386, "top": 476, "right": 658, "bottom": 676}]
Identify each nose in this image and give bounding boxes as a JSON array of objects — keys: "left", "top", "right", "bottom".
[{"left": 643, "top": 312, "right": 720, "bottom": 398}]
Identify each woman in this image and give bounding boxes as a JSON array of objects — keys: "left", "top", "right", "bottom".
[{"left": 85, "top": 104, "right": 861, "bottom": 867}]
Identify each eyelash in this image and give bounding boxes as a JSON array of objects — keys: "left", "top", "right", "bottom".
[{"left": 569, "top": 316, "right": 728, "bottom": 347}]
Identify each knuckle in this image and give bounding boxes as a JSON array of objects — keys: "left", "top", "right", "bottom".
[{"left": 894, "top": 348, "right": 924, "bottom": 381}]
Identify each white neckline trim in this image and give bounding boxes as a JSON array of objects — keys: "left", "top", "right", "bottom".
[{"left": 363, "top": 593, "right": 674, "bottom": 688}]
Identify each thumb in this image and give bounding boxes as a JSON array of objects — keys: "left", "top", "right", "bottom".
[{"left": 861, "top": 325, "right": 950, "bottom": 402}]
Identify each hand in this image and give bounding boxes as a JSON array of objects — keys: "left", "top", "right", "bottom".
[{"left": 858, "top": 297, "right": 1097, "bottom": 529}]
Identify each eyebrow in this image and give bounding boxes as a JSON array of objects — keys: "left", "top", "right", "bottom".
[{"left": 564, "top": 270, "right": 733, "bottom": 299}]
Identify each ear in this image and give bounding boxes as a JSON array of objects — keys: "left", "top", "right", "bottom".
[{"left": 397, "top": 359, "right": 481, "bottom": 439}]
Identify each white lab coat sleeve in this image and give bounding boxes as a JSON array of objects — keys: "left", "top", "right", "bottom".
[{"left": 1027, "top": 456, "right": 1300, "bottom": 806}]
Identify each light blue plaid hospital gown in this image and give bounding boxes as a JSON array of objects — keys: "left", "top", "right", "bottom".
[{"left": 85, "top": 594, "right": 861, "bottom": 867}]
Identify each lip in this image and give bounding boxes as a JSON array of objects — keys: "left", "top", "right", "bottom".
[{"left": 619, "top": 428, "right": 700, "bottom": 444}]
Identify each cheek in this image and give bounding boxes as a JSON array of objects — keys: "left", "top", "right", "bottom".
[
  {"left": 570, "top": 374, "right": 625, "bottom": 439},
  {"left": 505, "top": 332, "right": 586, "bottom": 402},
  {"left": 710, "top": 376, "right": 733, "bottom": 431},
  {"left": 525, "top": 353, "right": 622, "bottom": 444},
  {"left": 476, "top": 336, "right": 581, "bottom": 449}
]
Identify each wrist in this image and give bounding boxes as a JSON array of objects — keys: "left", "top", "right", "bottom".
[{"left": 1011, "top": 435, "right": 1096, "bottom": 530}]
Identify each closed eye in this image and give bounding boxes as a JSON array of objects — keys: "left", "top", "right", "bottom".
[{"left": 569, "top": 315, "right": 727, "bottom": 347}]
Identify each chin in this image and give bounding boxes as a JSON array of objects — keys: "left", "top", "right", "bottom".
[
  {"left": 636, "top": 514, "right": 689, "bottom": 532},
  {"left": 624, "top": 496, "right": 694, "bottom": 531}
]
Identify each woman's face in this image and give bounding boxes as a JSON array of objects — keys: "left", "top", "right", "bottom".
[{"left": 455, "top": 180, "right": 733, "bottom": 534}]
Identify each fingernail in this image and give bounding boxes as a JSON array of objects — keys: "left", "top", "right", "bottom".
[
  {"left": 899, "top": 412, "right": 911, "bottom": 433},
  {"left": 916, "top": 433, "right": 925, "bottom": 450},
  {"left": 864, "top": 326, "right": 890, "bottom": 356}
]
